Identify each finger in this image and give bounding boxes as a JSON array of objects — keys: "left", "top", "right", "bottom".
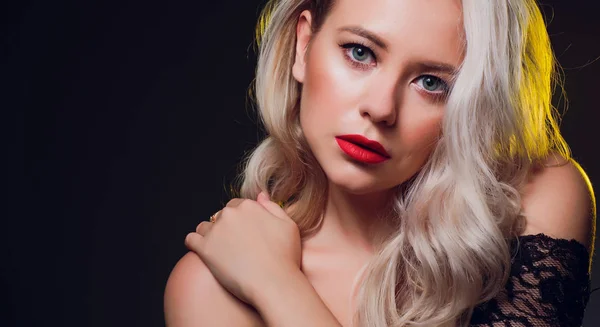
[
  {"left": 256, "top": 191, "right": 289, "bottom": 220},
  {"left": 184, "top": 232, "right": 205, "bottom": 253},
  {"left": 196, "top": 221, "right": 213, "bottom": 236}
]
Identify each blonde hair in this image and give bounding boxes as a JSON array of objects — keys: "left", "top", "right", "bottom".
[{"left": 233, "top": 0, "right": 571, "bottom": 325}]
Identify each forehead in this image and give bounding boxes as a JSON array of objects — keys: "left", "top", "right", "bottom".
[{"left": 325, "top": 0, "right": 464, "bottom": 61}]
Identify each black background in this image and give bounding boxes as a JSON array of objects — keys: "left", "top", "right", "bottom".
[{"left": 6, "top": 0, "right": 600, "bottom": 326}]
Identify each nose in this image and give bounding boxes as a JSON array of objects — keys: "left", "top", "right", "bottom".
[{"left": 358, "top": 77, "right": 400, "bottom": 127}]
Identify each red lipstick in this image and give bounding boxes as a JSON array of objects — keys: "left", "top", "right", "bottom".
[{"left": 335, "top": 134, "right": 390, "bottom": 164}]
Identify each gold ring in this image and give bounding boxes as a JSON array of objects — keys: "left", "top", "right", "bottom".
[{"left": 209, "top": 212, "right": 219, "bottom": 223}]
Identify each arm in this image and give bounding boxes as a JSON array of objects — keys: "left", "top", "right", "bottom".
[
  {"left": 470, "top": 157, "right": 596, "bottom": 326},
  {"left": 164, "top": 252, "right": 265, "bottom": 327},
  {"left": 251, "top": 267, "right": 343, "bottom": 327},
  {"left": 470, "top": 233, "right": 592, "bottom": 327},
  {"left": 165, "top": 252, "right": 343, "bottom": 327},
  {"left": 183, "top": 194, "right": 344, "bottom": 327},
  {"left": 519, "top": 157, "right": 595, "bottom": 258}
]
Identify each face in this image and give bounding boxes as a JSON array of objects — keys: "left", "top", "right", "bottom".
[{"left": 292, "top": 0, "right": 464, "bottom": 195}]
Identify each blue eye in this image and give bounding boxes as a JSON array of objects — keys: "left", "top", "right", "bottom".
[
  {"left": 350, "top": 46, "right": 370, "bottom": 62},
  {"left": 415, "top": 75, "right": 448, "bottom": 94},
  {"left": 340, "top": 43, "right": 376, "bottom": 68}
]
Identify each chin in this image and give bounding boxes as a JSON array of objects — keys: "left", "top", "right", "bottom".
[{"left": 325, "top": 168, "right": 388, "bottom": 195}]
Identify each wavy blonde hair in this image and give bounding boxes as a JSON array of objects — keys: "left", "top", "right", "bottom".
[{"left": 233, "top": 0, "right": 571, "bottom": 325}]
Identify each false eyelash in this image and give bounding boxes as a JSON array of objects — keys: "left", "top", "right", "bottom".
[
  {"left": 337, "top": 41, "right": 451, "bottom": 101},
  {"left": 413, "top": 75, "right": 451, "bottom": 98},
  {"left": 338, "top": 42, "right": 377, "bottom": 70}
]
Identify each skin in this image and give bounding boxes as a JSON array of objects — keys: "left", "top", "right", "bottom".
[
  {"left": 290, "top": 0, "right": 464, "bottom": 323},
  {"left": 292, "top": 0, "right": 464, "bottom": 253},
  {"left": 164, "top": 0, "right": 595, "bottom": 326}
]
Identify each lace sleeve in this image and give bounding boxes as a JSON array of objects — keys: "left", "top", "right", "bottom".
[{"left": 470, "top": 233, "right": 591, "bottom": 327}]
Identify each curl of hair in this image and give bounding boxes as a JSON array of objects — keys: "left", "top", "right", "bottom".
[{"left": 234, "top": 0, "right": 571, "bottom": 325}]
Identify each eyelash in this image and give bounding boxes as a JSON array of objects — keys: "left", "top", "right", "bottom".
[{"left": 338, "top": 42, "right": 450, "bottom": 101}]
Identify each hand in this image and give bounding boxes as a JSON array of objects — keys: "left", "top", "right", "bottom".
[{"left": 184, "top": 192, "right": 302, "bottom": 307}]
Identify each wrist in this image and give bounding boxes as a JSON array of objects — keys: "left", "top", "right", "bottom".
[
  {"left": 250, "top": 264, "right": 303, "bottom": 309},
  {"left": 251, "top": 267, "right": 342, "bottom": 327}
]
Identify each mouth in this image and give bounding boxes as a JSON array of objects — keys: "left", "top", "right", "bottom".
[{"left": 335, "top": 134, "right": 391, "bottom": 164}]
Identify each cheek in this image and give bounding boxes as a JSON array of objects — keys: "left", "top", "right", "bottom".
[
  {"left": 300, "top": 44, "right": 352, "bottom": 128},
  {"left": 386, "top": 109, "right": 443, "bottom": 185},
  {"left": 399, "top": 108, "right": 443, "bottom": 153}
]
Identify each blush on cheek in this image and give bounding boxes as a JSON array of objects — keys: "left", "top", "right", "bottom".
[
  {"left": 304, "top": 37, "right": 355, "bottom": 112},
  {"left": 303, "top": 64, "right": 345, "bottom": 125},
  {"left": 402, "top": 115, "right": 443, "bottom": 152}
]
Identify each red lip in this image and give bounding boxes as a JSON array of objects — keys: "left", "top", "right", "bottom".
[
  {"left": 335, "top": 134, "right": 391, "bottom": 164},
  {"left": 336, "top": 134, "right": 390, "bottom": 157}
]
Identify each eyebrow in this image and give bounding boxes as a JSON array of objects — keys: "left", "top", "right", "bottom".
[
  {"left": 338, "top": 25, "right": 459, "bottom": 76},
  {"left": 338, "top": 26, "right": 389, "bottom": 51},
  {"left": 416, "top": 62, "right": 459, "bottom": 76}
]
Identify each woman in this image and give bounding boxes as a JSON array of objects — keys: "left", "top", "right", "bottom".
[{"left": 165, "top": 0, "right": 596, "bottom": 326}]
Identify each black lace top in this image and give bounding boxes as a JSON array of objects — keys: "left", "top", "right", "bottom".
[{"left": 470, "top": 233, "right": 591, "bottom": 327}]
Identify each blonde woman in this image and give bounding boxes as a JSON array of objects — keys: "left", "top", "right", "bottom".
[{"left": 164, "top": 0, "right": 596, "bottom": 326}]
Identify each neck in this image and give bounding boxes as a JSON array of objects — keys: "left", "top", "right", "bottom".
[{"left": 303, "top": 182, "right": 397, "bottom": 255}]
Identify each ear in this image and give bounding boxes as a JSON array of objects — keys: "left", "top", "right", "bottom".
[{"left": 292, "top": 10, "right": 313, "bottom": 84}]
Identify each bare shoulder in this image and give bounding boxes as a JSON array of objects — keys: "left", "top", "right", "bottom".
[
  {"left": 164, "top": 251, "right": 265, "bottom": 327},
  {"left": 520, "top": 153, "right": 596, "bottom": 254}
]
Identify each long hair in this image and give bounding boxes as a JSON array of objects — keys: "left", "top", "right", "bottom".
[{"left": 233, "top": 0, "right": 570, "bottom": 325}]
